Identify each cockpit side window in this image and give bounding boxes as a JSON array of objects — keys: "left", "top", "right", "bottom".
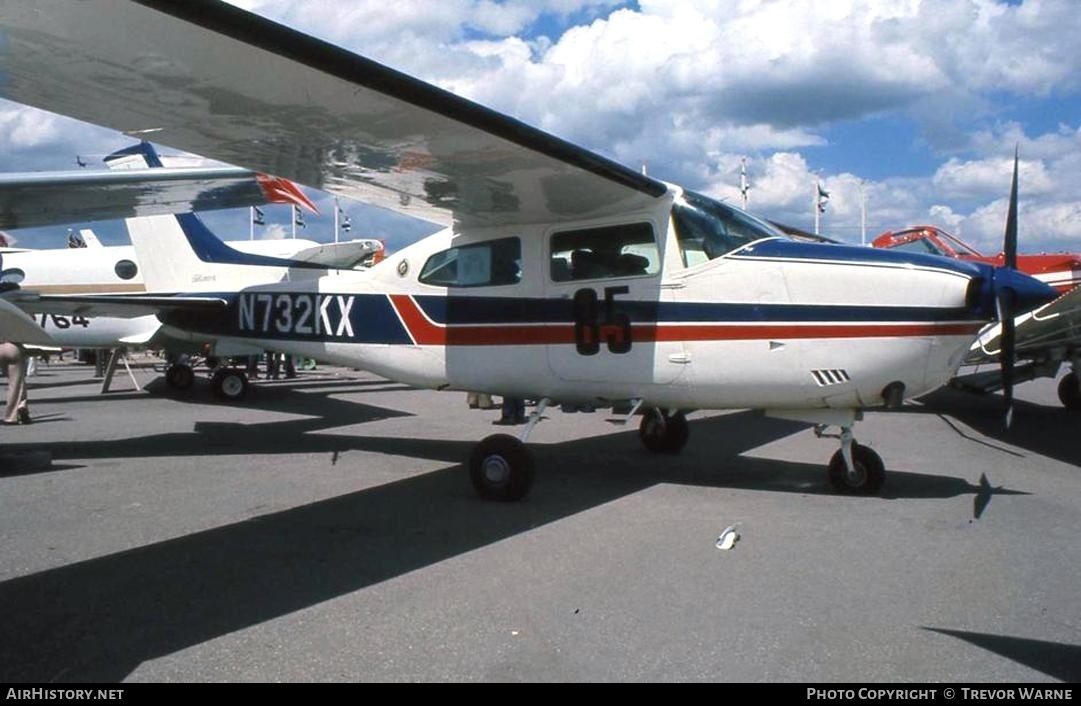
[
  {"left": 888, "top": 237, "right": 944, "bottom": 256},
  {"left": 549, "top": 222, "right": 659, "bottom": 282},
  {"left": 419, "top": 237, "right": 521, "bottom": 288},
  {"left": 672, "top": 190, "right": 785, "bottom": 267}
]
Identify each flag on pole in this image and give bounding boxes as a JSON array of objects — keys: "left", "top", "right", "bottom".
[
  {"left": 817, "top": 183, "right": 830, "bottom": 213},
  {"left": 252, "top": 206, "right": 265, "bottom": 226},
  {"left": 293, "top": 205, "right": 306, "bottom": 229},
  {"left": 739, "top": 158, "right": 750, "bottom": 209},
  {"left": 338, "top": 204, "right": 351, "bottom": 234}
]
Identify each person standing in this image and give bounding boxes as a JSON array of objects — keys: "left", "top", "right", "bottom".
[{"left": 0, "top": 342, "right": 31, "bottom": 425}]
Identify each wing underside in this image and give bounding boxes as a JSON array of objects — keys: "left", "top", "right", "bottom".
[
  {"left": 0, "top": 298, "right": 58, "bottom": 346},
  {"left": 0, "top": 0, "right": 668, "bottom": 228},
  {"left": 965, "top": 286, "right": 1081, "bottom": 364},
  {"left": 4, "top": 292, "right": 228, "bottom": 320},
  {"left": 0, "top": 166, "right": 299, "bottom": 230}
]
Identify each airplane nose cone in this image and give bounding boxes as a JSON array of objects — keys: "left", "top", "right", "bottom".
[{"left": 993, "top": 266, "right": 1059, "bottom": 313}]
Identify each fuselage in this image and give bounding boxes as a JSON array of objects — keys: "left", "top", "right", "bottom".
[{"left": 157, "top": 187, "right": 1048, "bottom": 412}]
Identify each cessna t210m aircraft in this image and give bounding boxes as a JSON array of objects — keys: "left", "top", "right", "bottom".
[{"left": 0, "top": 0, "right": 1059, "bottom": 500}]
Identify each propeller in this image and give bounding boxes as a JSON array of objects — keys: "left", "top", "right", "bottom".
[{"left": 998, "top": 147, "right": 1020, "bottom": 428}]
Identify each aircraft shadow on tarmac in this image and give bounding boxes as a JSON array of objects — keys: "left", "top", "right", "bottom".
[
  {"left": 911, "top": 387, "right": 1081, "bottom": 468},
  {"left": 923, "top": 627, "right": 1081, "bottom": 682},
  {"left": 0, "top": 398, "right": 1018, "bottom": 681}
]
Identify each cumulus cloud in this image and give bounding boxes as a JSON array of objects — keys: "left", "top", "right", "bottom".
[{"left": 933, "top": 156, "right": 1053, "bottom": 200}]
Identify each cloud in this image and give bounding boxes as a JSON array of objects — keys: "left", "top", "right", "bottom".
[
  {"left": 258, "top": 224, "right": 290, "bottom": 241},
  {"left": 933, "top": 156, "right": 1053, "bottom": 200}
]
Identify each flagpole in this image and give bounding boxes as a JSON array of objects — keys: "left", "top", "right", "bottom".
[
  {"left": 292, "top": 205, "right": 296, "bottom": 239},
  {"left": 250, "top": 207, "right": 254, "bottom": 240},
  {"left": 814, "top": 179, "right": 820, "bottom": 236},
  {"left": 860, "top": 181, "right": 867, "bottom": 246},
  {"left": 334, "top": 198, "right": 340, "bottom": 244}
]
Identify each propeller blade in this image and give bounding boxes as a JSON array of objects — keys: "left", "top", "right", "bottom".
[
  {"left": 1004, "top": 146, "right": 1019, "bottom": 270},
  {"left": 996, "top": 145, "right": 1021, "bottom": 429}
]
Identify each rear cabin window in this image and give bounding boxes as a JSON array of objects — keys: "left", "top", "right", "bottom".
[
  {"left": 672, "top": 190, "right": 785, "bottom": 267},
  {"left": 549, "top": 222, "right": 659, "bottom": 282},
  {"left": 419, "top": 237, "right": 521, "bottom": 287}
]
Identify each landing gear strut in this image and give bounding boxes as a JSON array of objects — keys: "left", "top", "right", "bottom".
[
  {"left": 816, "top": 423, "right": 885, "bottom": 495},
  {"left": 469, "top": 398, "right": 550, "bottom": 501},
  {"left": 639, "top": 409, "right": 689, "bottom": 454}
]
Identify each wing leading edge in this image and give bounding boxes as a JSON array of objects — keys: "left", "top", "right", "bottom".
[{"left": 0, "top": 0, "right": 668, "bottom": 228}]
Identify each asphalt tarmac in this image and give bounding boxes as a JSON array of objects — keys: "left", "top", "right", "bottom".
[{"left": 1, "top": 359, "right": 1079, "bottom": 682}]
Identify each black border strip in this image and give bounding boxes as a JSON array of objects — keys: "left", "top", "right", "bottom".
[{"left": 132, "top": 0, "right": 669, "bottom": 199}]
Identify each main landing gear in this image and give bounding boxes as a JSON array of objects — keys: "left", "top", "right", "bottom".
[
  {"left": 211, "top": 367, "right": 249, "bottom": 401},
  {"left": 638, "top": 409, "right": 689, "bottom": 454},
  {"left": 469, "top": 399, "right": 550, "bottom": 501},
  {"left": 163, "top": 359, "right": 250, "bottom": 402},
  {"left": 165, "top": 362, "right": 195, "bottom": 390}
]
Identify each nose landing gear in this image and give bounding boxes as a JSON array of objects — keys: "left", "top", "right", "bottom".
[{"left": 815, "top": 422, "right": 885, "bottom": 495}]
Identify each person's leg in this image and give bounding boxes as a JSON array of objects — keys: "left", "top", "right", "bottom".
[{"left": 3, "top": 346, "right": 27, "bottom": 423}]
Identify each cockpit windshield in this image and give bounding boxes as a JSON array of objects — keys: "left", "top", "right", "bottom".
[{"left": 671, "top": 190, "right": 786, "bottom": 267}]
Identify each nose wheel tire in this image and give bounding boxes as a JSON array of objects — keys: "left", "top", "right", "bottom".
[
  {"left": 211, "top": 368, "right": 249, "bottom": 402},
  {"left": 164, "top": 363, "right": 195, "bottom": 390},
  {"left": 639, "top": 410, "right": 690, "bottom": 454},
  {"left": 469, "top": 434, "right": 535, "bottom": 501},
  {"left": 827, "top": 443, "right": 885, "bottom": 495},
  {"left": 1057, "top": 372, "right": 1081, "bottom": 410}
]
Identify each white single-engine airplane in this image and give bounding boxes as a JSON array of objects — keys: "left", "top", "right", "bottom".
[{"left": 0, "top": 0, "right": 1058, "bottom": 500}]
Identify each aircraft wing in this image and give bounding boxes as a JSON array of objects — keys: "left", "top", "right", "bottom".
[
  {"left": 0, "top": 298, "right": 58, "bottom": 346},
  {"left": 0, "top": 0, "right": 668, "bottom": 228},
  {"left": 3, "top": 292, "right": 228, "bottom": 320},
  {"left": 965, "top": 287, "right": 1081, "bottom": 364},
  {"left": 0, "top": 166, "right": 314, "bottom": 230}
]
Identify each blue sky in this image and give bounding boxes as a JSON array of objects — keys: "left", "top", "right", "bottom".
[{"left": 3, "top": 0, "right": 1081, "bottom": 254}]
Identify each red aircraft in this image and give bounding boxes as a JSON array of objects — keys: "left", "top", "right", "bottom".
[
  {"left": 874, "top": 225, "right": 1081, "bottom": 411},
  {"left": 873, "top": 226, "right": 1081, "bottom": 295}
]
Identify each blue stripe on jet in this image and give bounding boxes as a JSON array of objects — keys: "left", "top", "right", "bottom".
[{"left": 176, "top": 213, "right": 329, "bottom": 271}]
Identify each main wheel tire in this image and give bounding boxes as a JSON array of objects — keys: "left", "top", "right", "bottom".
[
  {"left": 639, "top": 410, "right": 690, "bottom": 454},
  {"left": 165, "top": 363, "right": 195, "bottom": 390},
  {"left": 212, "top": 368, "right": 249, "bottom": 401},
  {"left": 827, "top": 443, "right": 885, "bottom": 495},
  {"left": 1058, "top": 372, "right": 1081, "bottom": 410},
  {"left": 469, "top": 434, "right": 535, "bottom": 501}
]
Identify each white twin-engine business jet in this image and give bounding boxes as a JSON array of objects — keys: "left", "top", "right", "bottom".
[
  {"left": 1, "top": 142, "right": 382, "bottom": 384},
  {"left": 0, "top": 0, "right": 1058, "bottom": 500}
]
